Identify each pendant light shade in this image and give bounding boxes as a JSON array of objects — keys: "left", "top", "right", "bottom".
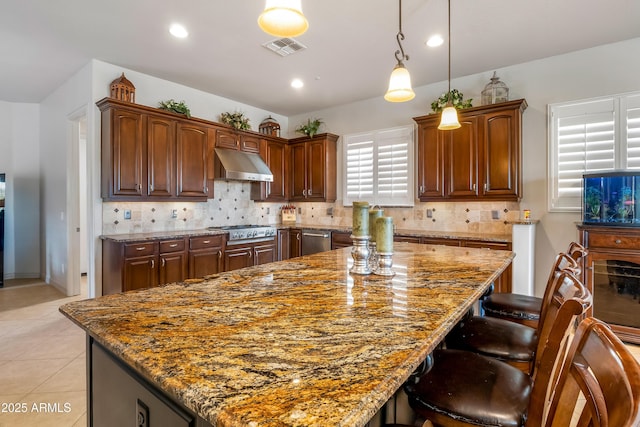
[
  {"left": 258, "top": 0, "right": 309, "bottom": 38},
  {"left": 438, "top": 0, "right": 460, "bottom": 130},
  {"left": 385, "top": 63, "right": 415, "bottom": 102},
  {"left": 439, "top": 105, "right": 461, "bottom": 130},
  {"left": 384, "top": 0, "right": 415, "bottom": 103}
]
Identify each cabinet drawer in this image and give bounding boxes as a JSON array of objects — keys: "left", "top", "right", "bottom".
[
  {"left": 331, "top": 231, "right": 352, "bottom": 246},
  {"left": 462, "top": 240, "right": 511, "bottom": 250},
  {"left": 190, "top": 235, "right": 224, "bottom": 250},
  {"left": 159, "top": 239, "right": 186, "bottom": 253},
  {"left": 394, "top": 235, "right": 421, "bottom": 243},
  {"left": 587, "top": 232, "right": 640, "bottom": 250},
  {"left": 124, "top": 242, "right": 157, "bottom": 257}
]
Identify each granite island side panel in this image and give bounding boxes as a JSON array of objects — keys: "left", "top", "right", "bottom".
[{"left": 60, "top": 243, "right": 514, "bottom": 427}]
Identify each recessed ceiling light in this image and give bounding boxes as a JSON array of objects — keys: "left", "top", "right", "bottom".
[
  {"left": 426, "top": 34, "right": 443, "bottom": 47},
  {"left": 291, "top": 79, "right": 304, "bottom": 89},
  {"left": 169, "top": 23, "right": 189, "bottom": 38}
]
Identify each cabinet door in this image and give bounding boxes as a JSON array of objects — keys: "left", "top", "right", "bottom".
[
  {"left": 447, "top": 117, "right": 479, "bottom": 198},
  {"left": 254, "top": 242, "right": 276, "bottom": 265},
  {"left": 123, "top": 255, "right": 157, "bottom": 292},
  {"left": 278, "top": 229, "right": 290, "bottom": 261},
  {"left": 176, "top": 122, "right": 208, "bottom": 198},
  {"left": 147, "top": 115, "right": 175, "bottom": 198},
  {"left": 224, "top": 245, "right": 253, "bottom": 271},
  {"left": 306, "top": 140, "right": 327, "bottom": 201},
  {"left": 159, "top": 252, "right": 187, "bottom": 285},
  {"left": 188, "top": 249, "right": 223, "bottom": 278},
  {"left": 290, "top": 143, "right": 308, "bottom": 201},
  {"left": 331, "top": 231, "right": 351, "bottom": 250},
  {"left": 481, "top": 108, "right": 520, "bottom": 199},
  {"left": 290, "top": 229, "right": 302, "bottom": 257},
  {"left": 251, "top": 139, "right": 288, "bottom": 201},
  {"left": 416, "top": 120, "right": 445, "bottom": 200},
  {"left": 215, "top": 128, "right": 239, "bottom": 150},
  {"left": 106, "top": 108, "right": 145, "bottom": 198},
  {"left": 240, "top": 134, "right": 261, "bottom": 153}
]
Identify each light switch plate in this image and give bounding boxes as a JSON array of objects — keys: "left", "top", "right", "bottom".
[{"left": 124, "top": 209, "right": 131, "bottom": 220}]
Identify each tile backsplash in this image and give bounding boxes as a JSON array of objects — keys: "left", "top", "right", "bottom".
[{"left": 102, "top": 181, "right": 521, "bottom": 235}]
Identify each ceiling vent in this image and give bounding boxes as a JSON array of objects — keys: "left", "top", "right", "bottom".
[{"left": 262, "top": 38, "right": 307, "bottom": 57}]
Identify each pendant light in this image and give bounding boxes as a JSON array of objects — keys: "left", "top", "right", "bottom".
[
  {"left": 384, "top": 0, "right": 415, "bottom": 102},
  {"left": 258, "top": 0, "right": 309, "bottom": 38},
  {"left": 438, "top": 0, "right": 461, "bottom": 130}
]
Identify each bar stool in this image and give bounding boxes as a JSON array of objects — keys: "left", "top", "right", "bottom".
[
  {"left": 445, "top": 254, "right": 580, "bottom": 373},
  {"left": 481, "top": 242, "right": 587, "bottom": 328},
  {"left": 398, "top": 272, "right": 592, "bottom": 427}
]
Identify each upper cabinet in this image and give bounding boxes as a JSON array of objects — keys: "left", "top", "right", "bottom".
[
  {"left": 288, "top": 133, "right": 338, "bottom": 202},
  {"left": 414, "top": 99, "right": 527, "bottom": 201},
  {"left": 214, "top": 128, "right": 261, "bottom": 153},
  {"left": 251, "top": 137, "right": 289, "bottom": 202},
  {"left": 98, "top": 98, "right": 212, "bottom": 201}
]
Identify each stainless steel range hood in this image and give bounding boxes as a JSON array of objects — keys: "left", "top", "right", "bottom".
[{"left": 214, "top": 148, "right": 273, "bottom": 182}]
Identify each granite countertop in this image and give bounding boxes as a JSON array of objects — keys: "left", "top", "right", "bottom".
[
  {"left": 60, "top": 243, "right": 514, "bottom": 427},
  {"left": 100, "top": 225, "right": 511, "bottom": 244}
]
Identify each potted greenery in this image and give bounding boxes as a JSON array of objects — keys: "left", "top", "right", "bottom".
[
  {"left": 220, "top": 111, "right": 251, "bottom": 130},
  {"left": 158, "top": 99, "right": 191, "bottom": 117},
  {"left": 430, "top": 89, "right": 473, "bottom": 113},
  {"left": 296, "top": 118, "right": 323, "bottom": 138}
]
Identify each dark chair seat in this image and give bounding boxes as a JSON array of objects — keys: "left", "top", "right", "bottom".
[
  {"left": 446, "top": 315, "right": 537, "bottom": 368},
  {"left": 482, "top": 293, "right": 541, "bottom": 322},
  {"left": 405, "top": 349, "right": 531, "bottom": 427}
]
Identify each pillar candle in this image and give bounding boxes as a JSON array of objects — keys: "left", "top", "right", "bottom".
[
  {"left": 352, "top": 201, "right": 370, "bottom": 237},
  {"left": 369, "top": 208, "right": 384, "bottom": 243},
  {"left": 376, "top": 216, "right": 394, "bottom": 253}
]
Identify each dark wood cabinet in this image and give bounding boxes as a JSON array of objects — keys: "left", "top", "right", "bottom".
[
  {"left": 251, "top": 138, "right": 289, "bottom": 201},
  {"left": 224, "top": 238, "right": 277, "bottom": 271},
  {"left": 176, "top": 122, "right": 209, "bottom": 198},
  {"left": 577, "top": 224, "right": 640, "bottom": 344},
  {"left": 414, "top": 99, "right": 526, "bottom": 201},
  {"left": 98, "top": 98, "right": 212, "bottom": 201},
  {"left": 277, "top": 229, "right": 290, "bottom": 261},
  {"left": 214, "top": 128, "right": 261, "bottom": 153},
  {"left": 331, "top": 231, "right": 352, "bottom": 249},
  {"left": 188, "top": 235, "right": 224, "bottom": 278},
  {"left": 103, "top": 235, "right": 222, "bottom": 295},
  {"left": 159, "top": 239, "right": 187, "bottom": 285},
  {"left": 290, "top": 229, "right": 302, "bottom": 257},
  {"left": 288, "top": 133, "right": 338, "bottom": 202},
  {"left": 90, "top": 339, "right": 208, "bottom": 427}
]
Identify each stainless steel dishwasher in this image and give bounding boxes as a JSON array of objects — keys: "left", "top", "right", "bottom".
[{"left": 301, "top": 229, "right": 332, "bottom": 255}]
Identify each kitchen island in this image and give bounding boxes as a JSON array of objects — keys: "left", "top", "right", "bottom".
[{"left": 60, "top": 243, "right": 514, "bottom": 427}]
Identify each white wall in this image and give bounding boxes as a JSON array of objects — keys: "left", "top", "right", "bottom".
[
  {"left": 288, "top": 37, "right": 640, "bottom": 296},
  {"left": 0, "top": 101, "right": 40, "bottom": 281}
]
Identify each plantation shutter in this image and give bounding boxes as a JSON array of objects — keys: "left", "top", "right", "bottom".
[
  {"left": 343, "top": 125, "right": 414, "bottom": 207},
  {"left": 623, "top": 93, "right": 640, "bottom": 169}
]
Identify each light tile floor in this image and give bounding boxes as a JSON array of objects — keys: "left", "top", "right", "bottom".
[
  {"left": 0, "top": 280, "right": 639, "bottom": 427},
  {"left": 0, "top": 281, "right": 87, "bottom": 427}
]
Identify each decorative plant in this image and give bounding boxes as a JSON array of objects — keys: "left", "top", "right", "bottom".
[
  {"left": 158, "top": 99, "right": 191, "bottom": 117},
  {"left": 430, "top": 89, "right": 473, "bottom": 113},
  {"left": 584, "top": 186, "right": 602, "bottom": 219},
  {"left": 296, "top": 118, "right": 323, "bottom": 137},
  {"left": 220, "top": 111, "right": 251, "bottom": 130}
]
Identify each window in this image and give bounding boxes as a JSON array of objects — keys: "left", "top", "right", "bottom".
[
  {"left": 343, "top": 125, "right": 414, "bottom": 207},
  {"left": 548, "top": 91, "right": 640, "bottom": 212}
]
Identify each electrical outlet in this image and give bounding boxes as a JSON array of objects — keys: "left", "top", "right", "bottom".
[
  {"left": 124, "top": 209, "right": 131, "bottom": 220},
  {"left": 171, "top": 209, "right": 178, "bottom": 218},
  {"left": 327, "top": 207, "right": 334, "bottom": 216},
  {"left": 426, "top": 209, "right": 433, "bottom": 218},
  {"left": 266, "top": 207, "right": 270, "bottom": 214},
  {"left": 491, "top": 210, "right": 500, "bottom": 219}
]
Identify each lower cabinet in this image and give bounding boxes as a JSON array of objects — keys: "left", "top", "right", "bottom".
[
  {"left": 290, "top": 229, "right": 302, "bottom": 257},
  {"left": 188, "top": 235, "right": 224, "bottom": 278},
  {"left": 277, "top": 229, "right": 290, "bottom": 261},
  {"left": 331, "top": 231, "right": 351, "bottom": 250},
  {"left": 159, "top": 239, "right": 188, "bottom": 285},
  {"left": 223, "top": 238, "right": 277, "bottom": 271},
  {"left": 90, "top": 338, "right": 210, "bottom": 427}
]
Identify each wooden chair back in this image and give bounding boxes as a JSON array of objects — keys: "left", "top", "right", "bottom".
[{"left": 537, "top": 317, "right": 640, "bottom": 426}]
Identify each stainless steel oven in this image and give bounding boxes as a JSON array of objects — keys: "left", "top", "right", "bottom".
[{"left": 301, "top": 230, "right": 331, "bottom": 255}]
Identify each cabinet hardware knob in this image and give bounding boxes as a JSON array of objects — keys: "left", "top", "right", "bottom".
[
  {"left": 308, "top": 189, "right": 312, "bottom": 195},
  {"left": 615, "top": 239, "right": 622, "bottom": 244},
  {"left": 218, "top": 250, "right": 222, "bottom": 258},
  {"left": 419, "top": 185, "right": 424, "bottom": 193},
  {"left": 484, "top": 183, "right": 487, "bottom": 191},
  {"left": 136, "top": 247, "right": 146, "bottom": 251},
  {"left": 203, "top": 240, "right": 210, "bottom": 244},
  {"left": 150, "top": 259, "right": 155, "bottom": 268},
  {"left": 169, "top": 243, "right": 178, "bottom": 247},
  {"left": 302, "top": 189, "right": 307, "bottom": 196},
  {"left": 248, "top": 251, "right": 252, "bottom": 258},
  {"left": 161, "top": 258, "right": 165, "bottom": 267}
]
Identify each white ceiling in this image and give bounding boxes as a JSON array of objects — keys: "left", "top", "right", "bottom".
[{"left": 2, "top": 0, "right": 640, "bottom": 116}]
